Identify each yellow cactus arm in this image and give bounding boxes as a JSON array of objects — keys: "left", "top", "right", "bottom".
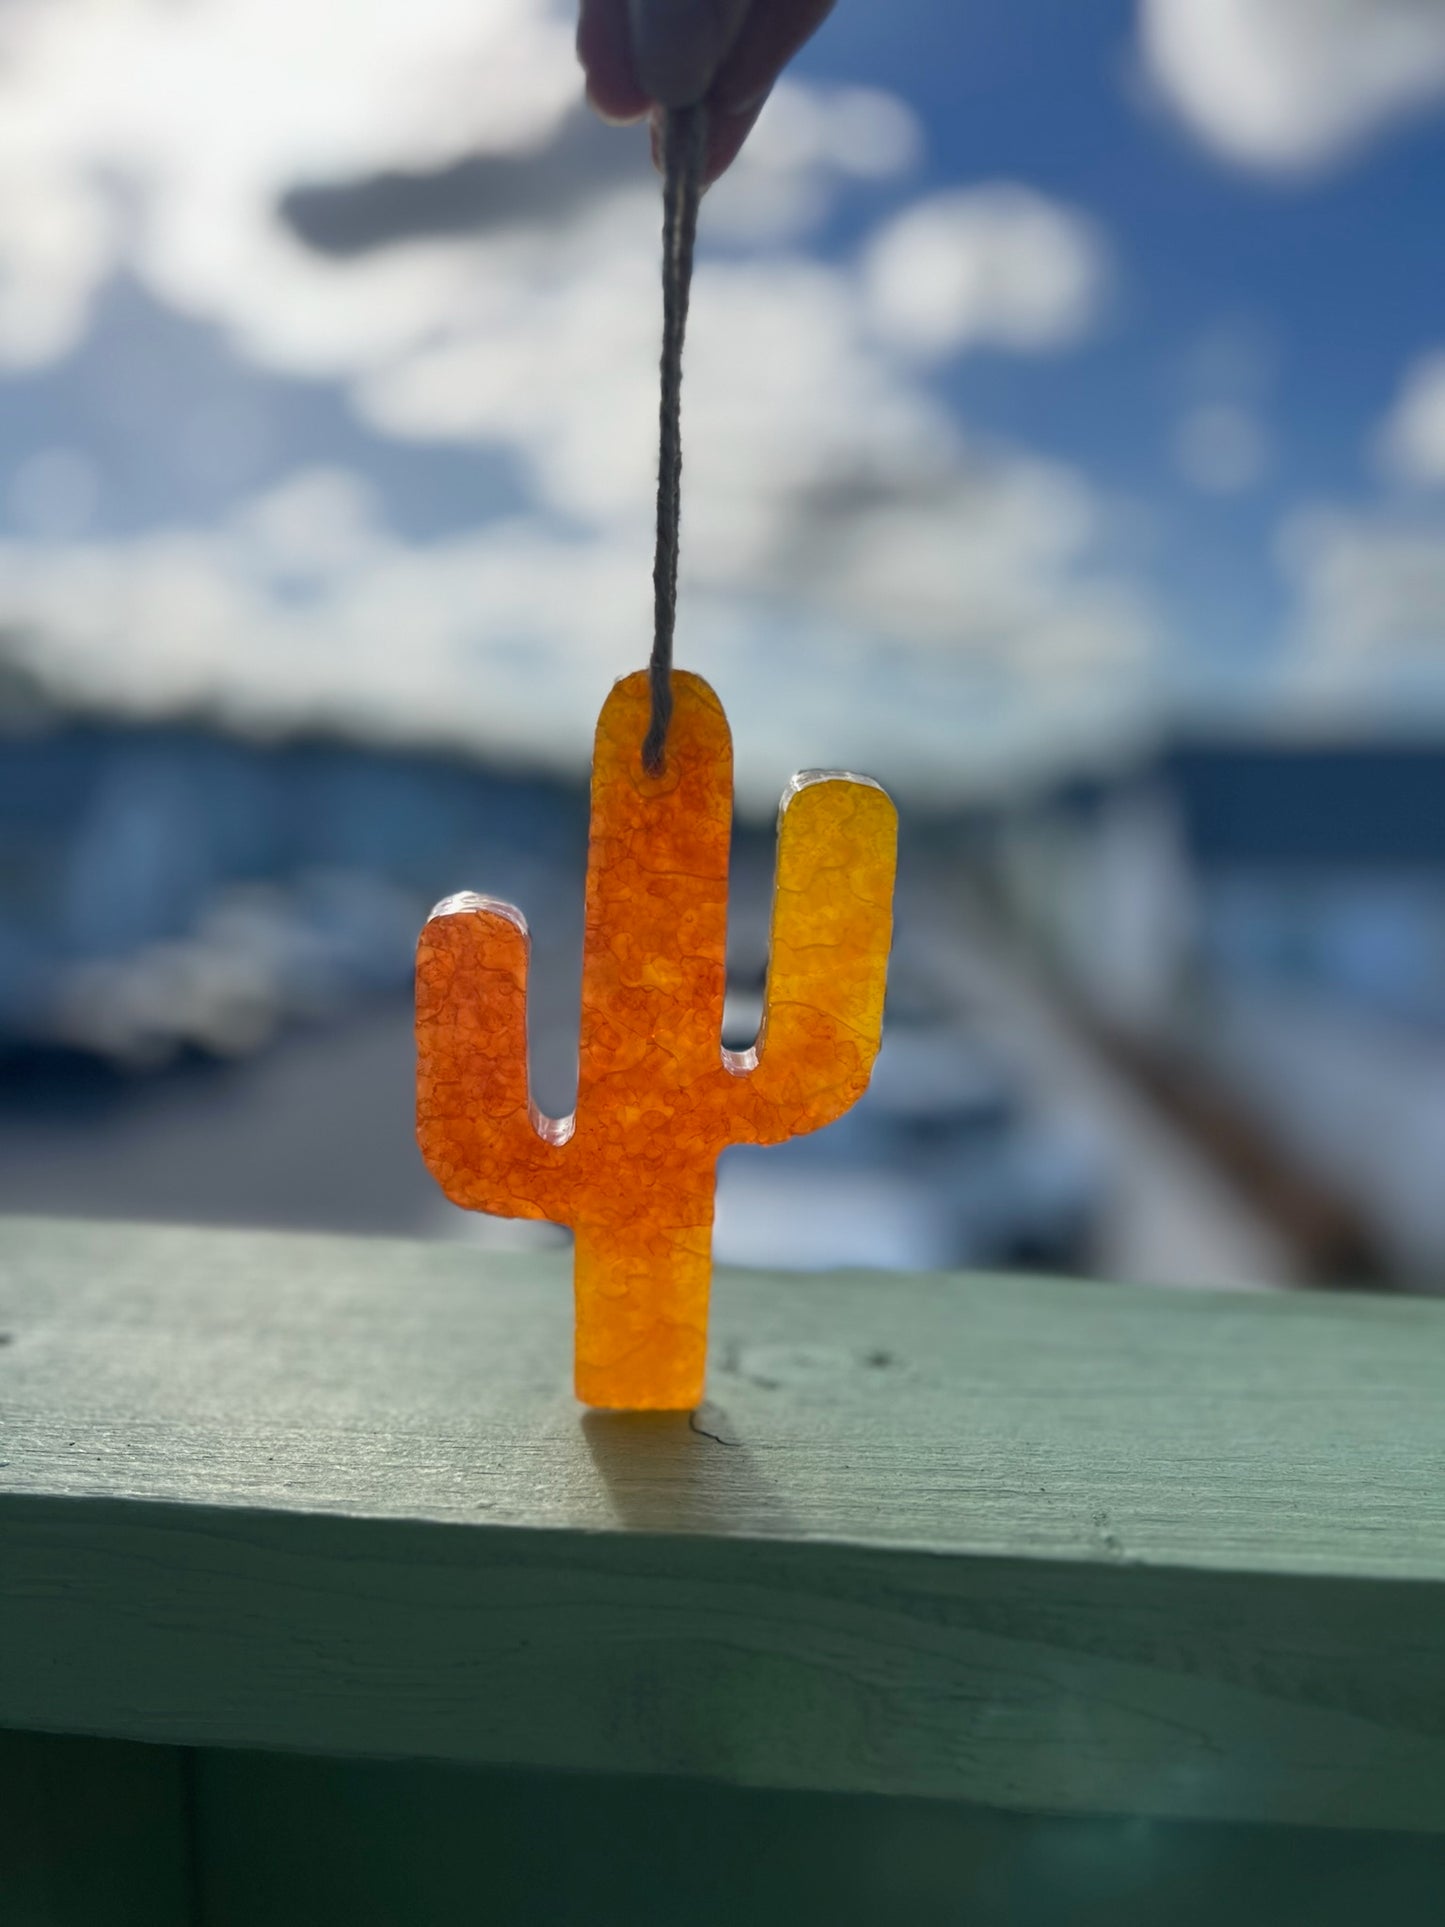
[
  {"left": 415, "top": 892, "right": 572, "bottom": 1221},
  {"left": 728, "top": 773, "right": 897, "bottom": 1146}
]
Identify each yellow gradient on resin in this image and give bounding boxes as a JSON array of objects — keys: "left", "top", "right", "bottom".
[{"left": 416, "top": 671, "right": 896, "bottom": 1410}]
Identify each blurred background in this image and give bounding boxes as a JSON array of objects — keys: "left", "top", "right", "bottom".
[{"left": 2, "top": 0, "right": 1445, "bottom": 1294}]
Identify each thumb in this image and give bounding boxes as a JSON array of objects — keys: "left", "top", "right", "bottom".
[{"left": 626, "top": 0, "right": 752, "bottom": 107}]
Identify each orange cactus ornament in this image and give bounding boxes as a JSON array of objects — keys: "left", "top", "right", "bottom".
[{"left": 416, "top": 671, "right": 897, "bottom": 1410}]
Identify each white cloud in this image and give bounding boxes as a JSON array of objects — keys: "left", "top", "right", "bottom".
[
  {"left": 861, "top": 185, "right": 1108, "bottom": 359},
  {"left": 0, "top": 457, "right": 1158, "bottom": 807},
  {"left": 359, "top": 239, "right": 956, "bottom": 556},
  {"left": 1276, "top": 504, "right": 1445, "bottom": 718},
  {"left": 0, "top": 161, "right": 115, "bottom": 367},
  {"left": 0, "top": 0, "right": 581, "bottom": 369},
  {"left": 0, "top": 1, "right": 920, "bottom": 374},
  {"left": 0, "top": 0, "right": 1089, "bottom": 571},
  {"left": 1139, "top": 0, "right": 1445, "bottom": 171},
  {"left": 1173, "top": 402, "right": 1270, "bottom": 494},
  {"left": 1377, "top": 350, "right": 1445, "bottom": 486},
  {"left": 0, "top": 1, "right": 1157, "bottom": 801},
  {"left": 703, "top": 81, "right": 922, "bottom": 244}
]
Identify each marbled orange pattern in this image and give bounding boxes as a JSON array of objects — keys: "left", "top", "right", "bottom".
[{"left": 416, "top": 670, "right": 896, "bottom": 1410}]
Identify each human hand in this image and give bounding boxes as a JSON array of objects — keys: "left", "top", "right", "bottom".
[{"left": 577, "top": 0, "right": 835, "bottom": 184}]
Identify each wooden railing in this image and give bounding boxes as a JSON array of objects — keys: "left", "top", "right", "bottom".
[{"left": 3, "top": 1215, "right": 1444, "bottom": 1920}]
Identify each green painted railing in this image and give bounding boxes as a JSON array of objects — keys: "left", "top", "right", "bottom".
[{"left": 3, "top": 1216, "right": 1445, "bottom": 1922}]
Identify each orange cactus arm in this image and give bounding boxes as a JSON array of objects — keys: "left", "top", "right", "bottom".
[
  {"left": 728, "top": 773, "right": 897, "bottom": 1145},
  {"left": 415, "top": 892, "right": 572, "bottom": 1220}
]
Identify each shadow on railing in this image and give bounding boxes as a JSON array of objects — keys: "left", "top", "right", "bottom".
[{"left": 580, "top": 1407, "right": 799, "bottom": 1538}]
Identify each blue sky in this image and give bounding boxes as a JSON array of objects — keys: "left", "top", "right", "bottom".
[
  {"left": 0, "top": 0, "right": 1442, "bottom": 804},
  {"left": 800, "top": 0, "right": 1445, "bottom": 679}
]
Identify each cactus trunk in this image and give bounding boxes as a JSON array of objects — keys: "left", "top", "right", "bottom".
[{"left": 572, "top": 1177, "right": 716, "bottom": 1410}]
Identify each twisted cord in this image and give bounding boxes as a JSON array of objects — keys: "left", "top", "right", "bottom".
[{"left": 643, "top": 102, "right": 707, "bottom": 774}]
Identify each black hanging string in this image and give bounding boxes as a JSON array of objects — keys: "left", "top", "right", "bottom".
[{"left": 643, "top": 103, "right": 707, "bottom": 775}]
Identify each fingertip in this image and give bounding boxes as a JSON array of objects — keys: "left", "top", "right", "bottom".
[
  {"left": 577, "top": 0, "right": 651, "bottom": 124},
  {"left": 702, "top": 94, "right": 768, "bottom": 184},
  {"left": 588, "top": 83, "right": 649, "bottom": 127}
]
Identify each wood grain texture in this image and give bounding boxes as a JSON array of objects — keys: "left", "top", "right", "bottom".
[{"left": 3, "top": 1215, "right": 1445, "bottom": 1830}]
